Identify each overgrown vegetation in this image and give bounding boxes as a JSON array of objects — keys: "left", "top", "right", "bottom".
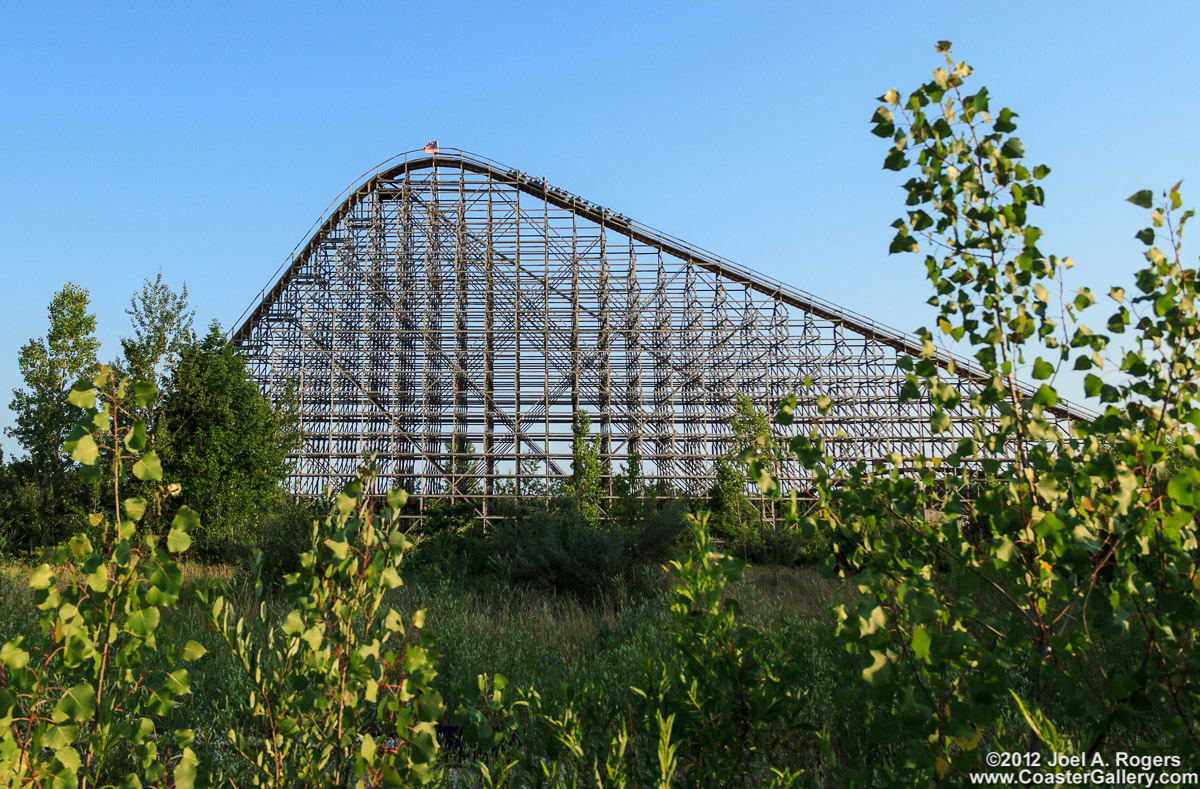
[
  {"left": 743, "top": 41, "right": 1200, "bottom": 784},
  {"left": 1, "top": 41, "right": 1198, "bottom": 786},
  {"left": 0, "top": 278, "right": 301, "bottom": 566}
]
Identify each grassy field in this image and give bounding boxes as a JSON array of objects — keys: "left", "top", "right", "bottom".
[
  {"left": 1, "top": 543, "right": 1178, "bottom": 784},
  {"left": 0, "top": 558, "right": 860, "bottom": 770}
]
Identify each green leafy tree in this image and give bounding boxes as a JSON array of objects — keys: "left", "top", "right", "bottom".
[
  {"left": 7, "top": 283, "right": 101, "bottom": 473},
  {"left": 160, "top": 322, "right": 300, "bottom": 555},
  {"left": 119, "top": 272, "right": 195, "bottom": 450},
  {"left": 708, "top": 395, "right": 770, "bottom": 541},
  {"left": 612, "top": 452, "right": 650, "bottom": 531},
  {"left": 120, "top": 271, "right": 195, "bottom": 394},
  {"left": 203, "top": 460, "right": 443, "bottom": 786},
  {"left": 564, "top": 409, "right": 604, "bottom": 526},
  {"left": 746, "top": 42, "right": 1200, "bottom": 784},
  {"left": 0, "top": 366, "right": 202, "bottom": 787}
]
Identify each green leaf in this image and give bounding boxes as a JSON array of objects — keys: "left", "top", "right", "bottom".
[
  {"left": 124, "top": 420, "right": 148, "bottom": 452},
  {"left": 862, "top": 650, "right": 891, "bottom": 685},
  {"left": 29, "top": 564, "right": 54, "bottom": 590},
  {"left": 815, "top": 395, "right": 832, "bottom": 415},
  {"left": 889, "top": 232, "right": 919, "bottom": 254},
  {"left": 66, "top": 381, "right": 96, "bottom": 409},
  {"left": 132, "top": 381, "right": 158, "bottom": 408},
  {"left": 994, "top": 107, "right": 1018, "bottom": 133},
  {"left": 1, "top": 640, "right": 30, "bottom": 671},
  {"left": 883, "top": 148, "right": 909, "bottom": 171},
  {"left": 1127, "top": 190, "right": 1154, "bottom": 208},
  {"left": 52, "top": 683, "right": 96, "bottom": 724},
  {"left": 1032, "top": 358, "right": 1054, "bottom": 380},
  {"left": 931, "top": 411, "right": 951, "bottom": 433},
  {"left": 85, "top": 565, "right": 108, "bottom": 593},
  {"left": 65, "top": 431, "right": 100, "bottom": 466},
  {"left": 172, "top": 505, "right": 201, "bottom": 533},
  {"left": 774, "top": 395, "right": 796, "bottom": 426},
  {"left": 861, "top": 605, "right": 886, "bottom": 635},
  {"left": 68, "top": 533, "right": 93, "bottom": 560},
  {"left": 326, "top": 538, "right": 350, "bottom": 560},
  {"left": 361, "top": 733, "right": 377, "bottom": 763},
  {"left": 1001, "top": 137, "right": 1025, "bottom": 158},
  {"left": 173, "top": 748, "right": 198, "bottom": 789},
  {"left": 995, "top": 536, "right": 1016, "bottom": 564},
  {"left": 911, "top": 625, "right": 931, "bottom": 663},
  {"left": 1135, "top": 228, "right": 1155, "bottom": 245},
  {"left": 164, "top": 669, "right": 190, "bottom": 696},
  {"left": 123, "top": 497, "right": 148, "bottom": 522},
  {"left": 281, "top": 610, "right": 305, "bottom": 635},
  {"left": 132, "top": 451, "right": 163, "bottom": 481},
  {"left": 1167, "top": 470, "right": 1200, "bottom": 508},
  {"left": 387, "top": 488, "right": 409, "bottom": 510},
  {"left": 127, "top": 607, "right": 161, "bottom": 637},
  {"left": 1031, "top": 385, "right": 1059, "bottom": 408},
  {"left": 167, "top": 527, "right": 192, "bottom": 553},
  {"left": 380, "top": 566, "right": 402, "bottom": 589}
]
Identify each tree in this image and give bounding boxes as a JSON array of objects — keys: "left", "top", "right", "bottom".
[
  {"left": 564, "top": 409, "right": 604, "bottom": 526},
  {"left": 160, "top": 322, "right": 300, "bottom": 554},
  {"left": 0, "top": 366, "right": 201, "bottom": 786},
  {"left": 746, "top": 41, "right": 1200, "bottom": 782},
  {"left": 708, "top": 395, "right": 769, "bottom": 541},
  {"left": 7, "top": 283, "right": 101, "bottom": 472},
  {"left": 120, "top": 271, "right": 194, "bottom": 415},
  {"left": 611, "top": 452, "right": 648, "bottom": 530}
]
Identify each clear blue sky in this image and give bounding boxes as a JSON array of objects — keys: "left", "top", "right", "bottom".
[{"left": 2, "top": 1, "right": 1198, "bottom": 449}]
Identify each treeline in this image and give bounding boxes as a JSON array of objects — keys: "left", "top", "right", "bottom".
[{"left": 0, "top": 276, "right": 302, "bottom": 561}]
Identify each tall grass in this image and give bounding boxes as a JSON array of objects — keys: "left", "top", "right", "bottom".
[
  {"left": 0, "top": 560, "right": 846, "bottom": 724},
  {"left": 2, "top": 555, "right": 872, "bottom": 782}
]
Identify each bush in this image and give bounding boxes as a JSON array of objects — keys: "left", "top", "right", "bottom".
[
  {"left": 486, "top": 502, "right": 626, "bottom": 598},
  {"left": 0, "top": 366, "right": 202, "bottom": 786},
  {"left": 407, "top": 490, "right": 690, "bottom": 599},
  {"left": 0, "top": 462, "right": 94, "bottom": 558},
  {"left": 742, "top": 41, "right": 1200, "bottom": 783},
  {"left": 253, "top": 496, "right": 322, "bottom": 580},
  {"left": 203, "top": 460, "right": 443, "bottom": 786}
]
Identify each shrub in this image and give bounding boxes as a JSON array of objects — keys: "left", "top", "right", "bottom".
[
  {"left": 479, "top": 495, "right": 688, "bottom": 600},
  {"left": 253, "top": 495, "right": 323, "bottom": 580},
  {"left": 0, "top": 366, "right": 202, "bottom": 787},
  {"left": 744, "top": 41, "right": 1200, "bottom": 784},
  {"left": 202, "top": 459, "right": 443, "bottom": 786}
]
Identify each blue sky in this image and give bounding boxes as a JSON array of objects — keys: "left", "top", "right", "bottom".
[{"left": 2, "top": 1, "right": 1198, "bottom": 448}]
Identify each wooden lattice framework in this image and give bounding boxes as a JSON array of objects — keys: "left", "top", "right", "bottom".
[{"left": 231, "top": 149, "right": 1085, "bottom": 519}]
